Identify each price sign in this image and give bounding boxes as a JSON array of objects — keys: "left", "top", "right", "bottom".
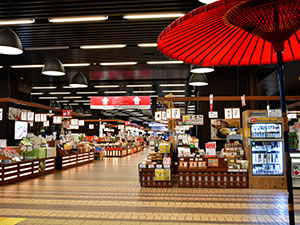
[{"left": 205, "top": 142, "right": 216, "bottom": 156}]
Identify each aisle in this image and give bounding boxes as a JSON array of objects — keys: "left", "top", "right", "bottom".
[{"left": 0, "top": 148, "right": 298, "bottom": 225}]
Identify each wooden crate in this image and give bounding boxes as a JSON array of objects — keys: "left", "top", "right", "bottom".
[{"left": 178, "top": 169, "right": 248, "bottom": 188}]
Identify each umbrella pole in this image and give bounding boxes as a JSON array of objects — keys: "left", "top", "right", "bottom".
[{"left": 277, "top": 51, "right": 295, "bottom": 225}]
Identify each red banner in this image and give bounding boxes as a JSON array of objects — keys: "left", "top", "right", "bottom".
[
  {"left": 90, "top": 96, "right": 151, "bottom": 109},
  {"left": 63, "top": 110, "right": 72, "bottom": 117}
]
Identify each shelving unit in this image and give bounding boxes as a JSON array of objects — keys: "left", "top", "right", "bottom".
[{"left": 56, "top": 152, "right": 94, "bottom": 170}]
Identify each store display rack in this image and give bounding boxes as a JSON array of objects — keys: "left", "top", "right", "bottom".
[
  {"left": 139, "top": 168, "right": 173, "bottom": 188},
  {"left": 0, "top": 157, "right": 56, "bottom": 185},
  {"left": 56, "top": 152, "right": 94, "bottom": 170}
]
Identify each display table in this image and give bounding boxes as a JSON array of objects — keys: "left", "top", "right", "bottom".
[
  {"left": 139, "top": 167, "right": 172, "bottom": 188},
  {"left": 0, "top": 157, "right": 56, "bottom": 185},
  {"left": 105, "top": 148, "right": 128, "bottom": 157},
  {"left": 56, "top": 151, "right": 94, "bottom": 170}
]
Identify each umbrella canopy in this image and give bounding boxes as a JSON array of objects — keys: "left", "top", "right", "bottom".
[{"left": 157, "top": 0, "right": 300, "bottom": 66}]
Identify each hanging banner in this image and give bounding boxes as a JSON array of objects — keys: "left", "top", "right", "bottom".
[
  {"left": 224, "top": 108, "right": 233, "bottom": 119},
  {"left": 209, "top": 94, "right": 213, "bottom": 112},
  {"left": 241, "top": 94, "right": 246, "bottom": 107},
  {"left": 90, "top": 96, "right": 150, "bottom": 109},
  {"left": 183, "top": 115, "right": 204, "bottom": 125},
  {"left": 232, "top": 108, "right": 240, "bottom": 119},
  {"left": 155, "top": 111, "right": 162, "bottom": 121},
  {"left": 63, "top": 110, "right": 72, "bottom": 117},
  {"left": 53, "top": 116, "right": 62, "bottom": 124}
]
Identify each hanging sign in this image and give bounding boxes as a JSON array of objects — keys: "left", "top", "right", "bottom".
[
  {"left": 40, "top": 114, "right": 47, "bottom": 122},
  {"left": 27, "top": 112, "right": 34, "bottom": 121},
  {"left": 125, "top": 121, "right": 131, "bottom": 126},
  {"left": 171, "top": 108, "right": 181, "bottom": 119},
  {"left": 53, "top": 116, "right": 62, "bottom": 124},
  {"left": 79, "top": 120, "right": 85, "bottom": 126},
  {"left": 90, "top": 96, "right": 150, "bottom": 109},
  {"left": 232, "top": 108, "right": 240, "bottom": 119},
  {"left": 166, "top": 109, "right": 171, "bottom": 119},
  {"left": 268, "top": 109, "right": 282, "bottom": 118},
  {"left": 155, "top": 111, "right": 162, "bottom": 121},
  {"left": 21, "top": 111, "right": 27, "bottom": 121},
  {"left": 43, "top": 121, "right": 50, "bottom": 127},
  {"left": 208, "top": 111, "right": 218, "bottom": 119},
  {"left": 63, "top": 110, "right": 72, "bottom": 117},
  {"left": 0, "top": 108, "right": 2, "bottom": 121},
  {"left": 205, "top": 142, "right": 216, "bottom": 156},
  {"left": 162, "top": 112, "right": 167, "bottom": 121},
  {"left": 183, "top": 115, "right": 204, "bottom": 125},
  {"left": 209, "top": 94, "right": 213, "bottom": 112},
  {"left": 70, "top": 119, "right": 79, "bottom": 126},
  {"left": 224, "top": 108, "right": 232, "bottom": 119},
  {"left": 35, "top": 114, "right": 41, "bottom": 122},
  {"left": 241, "top": 94, "right": 246, "bottom": 107},
  {"left": 89, "top": 124, "right": 94, "bottom": 129}
]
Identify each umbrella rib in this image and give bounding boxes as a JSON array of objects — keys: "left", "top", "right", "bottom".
[
  {"left": 238, "top": 35, "right": 254, "bottom": 65},
  {"left": 294, "top": 33, "right": 300, "bottom": 45},
  {"left": 288, "top": 39, "right": 295, "bottom": 61},
  {"left": 259, "top": 40, "right": 266, "bottom": 65},
  {"left": 249, "top": 38, "right": 260, "bottom": 65}
]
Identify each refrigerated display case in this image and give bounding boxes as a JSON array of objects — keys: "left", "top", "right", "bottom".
[{"left": 251, "top": 141, "right": 283, "bottom": 176}]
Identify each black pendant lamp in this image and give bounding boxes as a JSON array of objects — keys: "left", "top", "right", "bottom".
[
  {"left": 42, "top": 57, "right": 65, "bottom": 76},
  {"left": 189, "top": 73, "right": 208, "bottom": 86},
  {"left": 0, "top": 27, "right": 23, "bottom": 55},
  {"left": 190, "top": 65, "right": 214, "bottom": 73},
  {"left": 50, "top": 100, "right": 61, "bottom": 109},
  {"left": 84, "top": 109, "right": 92, "bottom": 116},
  {"left": 64, "top": 104, "right": 73, "bottom": 110},
  {"left": 69, "top": 72, "right": 88, "bottom": 88}
]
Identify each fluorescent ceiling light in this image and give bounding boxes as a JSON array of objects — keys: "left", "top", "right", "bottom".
[
  {"left": 173, "top": 95, "right": 185, "bottom": 97},
  {"left": 62, "top": 86, "right": 73, "bottom": 89},
  {"left": 94, "top": 85, "right": 120, "bottom": 88},
  {"left": 162, "top": 90, "right": 185, "bottom": 93},
  {"left": 83, "top": 103, "right": 90, "bottom": 105},
  {"left": 0, "top": 66, "right": 2, "bottom": 68},
  {"left": 0, "top": 18, "right": 35, "bottom": 25},
  {"left": 49, "top": 92, "right": 71, "bottom": 95},
  {"left": 133, "top": 90, "right": 155, "bottom": 93},
  {"left": 74, "top": 100, "right": 91, "bottom": 103},
  {"left": 49, "top": 15, "right": 108, "bottom": 23},
  {"left": 69, "top": 103, "right": 79, "bottom": 105},
  {"left": 30, "top": 92, "right": 44, "bottom": 95},
  {"left": 198, "top": 0, "right": 219, "bottom": 4},
  {"left": 188, "top": 105, "right": 195, "bottom": 108},
  {"left": 104, "top": 91, "right": 127, "bottom": 94},
  {"left": 174, "top": 102, "right": 186, "bottom": 104},
  {"left": 57, "top": 100, "right": 69, "bottom": 102},
  {"left": 39, "top": 97, "right": 58, "bottom": 99},
  {"left": 138, "top": 43, "right": 157, "bottom": 47},
  {"left": 63, "top": 63, "right": 90, "bottom": 67},
  {"left": 63, "top": 96, "right": 82, "bottom": 99},
  {"left": 147, "top": 61, "right": 184, "bottom": 64},
  {"left": 150, "top": 95, "right": 159, "bottom": 97},
  {"left": 100, "top": 62, "right": 137, "bottom": 66},
  {"left": 80, "top": 44, "right": 126, "bottom": 49},
  {"left": 76, "top": 91, "right": 98, "bottom": 94},
  {"left": 25, "top": 46, "right": 69, "bottom": 51},
  {"left": 11, "top": 64, "right": 43, "bottom": 68},
  {"left": 159, "top": 84, "right": 186, "bottom": 87},
  {"left": 190, "top": 67, "right": 214, "bottom": 73},
  {"left": 123, "top": 13, "right": 184, "bottom": 19},
  {"left": 32, "top": 86, "right": 57, "bottom": 89},
  {"left": 126, "top": 84, "right": 152, "bottom": 88}
]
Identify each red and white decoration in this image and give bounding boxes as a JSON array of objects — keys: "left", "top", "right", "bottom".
[{"left": 90, "top": 96, "right": 151, "bottom": 109}]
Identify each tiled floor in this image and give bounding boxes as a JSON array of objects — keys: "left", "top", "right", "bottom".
[{"left": 0, "top": 148, "right": 299, "bottom": 225}]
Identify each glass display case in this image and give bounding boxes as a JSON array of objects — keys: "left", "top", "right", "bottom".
[
  {"left": 251, "top": 123, "right": 282, "bottom": 139},
  {"left": 251, "top": 141, "right": 283, "bottom": 176}
]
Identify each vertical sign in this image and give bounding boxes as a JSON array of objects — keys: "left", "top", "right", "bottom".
[
  {"left": 209, "top": 94, "right": 213, "bottom": 112},
  {"left": 63, "top": 110, "right": 72, "bottom": 117},
  {"left": 232, "top": 108, "right": 240, "bottom": 119},
  {"left": 155, "top": 112, "right": 162, "bottom": 121},
  {"left": 241, "top": 94, "right": 246, "bottom": 107},
  {"left": 224, "top": 108, "right": 232, "bottom": 119}
]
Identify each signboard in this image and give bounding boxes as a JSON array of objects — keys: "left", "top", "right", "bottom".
[
  {"left": 249, "top": 117, "right": 282, "bottom": 123},
  {"left": 0, "top": 108, "right": 2, "bottom": 121},
  {"left": 79, "top": 120, "right": 85, "bottom": 126},
  {"left": 208, "top": 158, "right": 219, "bottom": 167},
  {"left": 90, "top": 96, "right": 150, "bottom": 109},
  {"left": 40, "top": 114, "right": 47, "bottom": 122},
  {"left": 27, "top": 112, "right": 34, "bottom": 121},
  {"left": 21, "top": 111, "right": 27, "bottom": 121},
  {"left": 171, "top": 108, "right": 181, "bottom": 119},
  {"left": 43, "top": 121, "right": 49, "bottom": 127},
  {"left": 89, "top": 124, "right": 94, "bottom": 129},
  {"left": 288, "top": 114, "right": 297, "bottom": 119},
  {"left": 155, "top": 169, "right": 171, "bottom": 181},
  {"left": 166, "top": 109, "right": 171, "bottom": 119},
  {"left": 232, "top": 108, "right": 240, "bottom": 119},
  {"left": 162, "top": 112, "right": 167, "bottom": 121},
  {"left": 183, "top": 115, "right": 204, "bottom": 125},
  {"left": 224, "top": 108, "right": 232, "bottom": 119},
  {"left": 125, "top": 121, "right": 131, "bottom": 126},
  {"left": 208, "top": 111, "right": 218, "bottom": 119},
  {"left": 63, "top": 110, "right": 72, "bottom": 117},
  {"left": 211, "top": 119, "right": 240, "bottom": 140},
  {"left": 155, "top": 111, "right": 162, "bottom": 121},
  {"left": 268, "top": 109, "right": 281, "bottom": 118},
  {"left": 70, "top": 119, "right": 79, "bottom": 126},
  {"left": 53, "top": 116, "right": 62, "bottom": 124},
  {"left": 205, "top": 142, "right": 216, "bottom": 156},
  {"left": 35, "top": 114, "right": 41, "bottom": 122}
]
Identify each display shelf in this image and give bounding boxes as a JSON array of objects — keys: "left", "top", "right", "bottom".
[
  {"left": 56, "top": 152, "right": 94, "bottom": 170},
  {"left": 0, "top": 157, "right": 56, "bottom": 185},
  {"left": 139, "top": 168, "right": 172, "bottom": 188},
  {"left": 105, "top": 144, "right": 144, "bottom": 157}
]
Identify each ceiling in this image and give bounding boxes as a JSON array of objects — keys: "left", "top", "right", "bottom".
[{"left": 1, "top": 0, "right": 299, "bottom": 125}]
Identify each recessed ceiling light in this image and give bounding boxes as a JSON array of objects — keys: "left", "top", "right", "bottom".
[
  {"left": 49, "top": 15, "right": 108, "bottom": 23},
  {"left": 94, "top": 85, "right": 120, "bottom": 88},
  {"left": 11, "top": 64, "right": 43, "bottom": 68},
  {"left": 30, "top": 92, "right": 44, "bottom": 95},
  {"left": 126, "top": 84, "right": 152, "bottom": 88},
  {"left": 123, "top": 13, "right": 184, "bottom": 19},
  {"left": 39, "top": 96, "right": 58, "bottom": 99},
  {"left": 147, "top": 61, "right": 184, "bottom": 64},
  {"left": 198, "top": 0, "right": 218, "bottom": 4},
  {"left": 100, "top": 62, "right": 137, "bottom": 66},
  {"left": 80, "top": 44, "right": 126, "bottom": 49},
  {"left": 49, "top": 92, "right": 71, "bottom": 95},
  {"left": 63, "top": 63, "right": 90, "bottom": 67},
  {"left": 76, "top": 91, "right": 98, "bottom": 94},
  {"left": 74, "top": 100, "right": 91, "bottom": 103},
  {"left": 159, "top": 84, "right": 186, "bottom": 87},
  {"left": 24, "top": 46, "right": 69, "bottom": 51},
  {"left": 63, "top": 96, "right": 83, "bottom": 99},
  {"left": 0, "top": 18, "right": 35, "bottom": 25},
  {"left": 162, "top": 90, "right": 185, "bottom": 93},
  {"left": 137, "top": 43, "right": 158, "bottom": 47},
  {"left": 104, "top": 91, "right": 127, "bottom": 94},
  {"left": 133, "top": 90, "right": 155, "bottom": 93},
  {"left": 32, "top": 86, "right": 57, "bottom": 89}
]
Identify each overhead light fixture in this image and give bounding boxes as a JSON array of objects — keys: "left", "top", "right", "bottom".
[
  {"left": 42, "top": 57, "right": 65, "bottom": 76},
  {"left": 173, "top": 95, "right": 185, "bottom": 97},
  {"left": 39, "top": 96, "right": 58, "bottom": 99},
  {"left": 123, "top": 13, "right": 184, "bottom": 19},
  {"left": 49, "top": 15, "right": 108, "bottom": 23},
  {"left": 189, "top": 73, "right": 209, "bottom": 86},
  {"left": 80, "top": 44, "right": 126, "bottom": 49},
  {"left": 63, "top": 96, "right": 82, "bottom": 99},
  {"left": 83, "top": 103, "right": 90, "bottom": 106},
  {"left": 190, "top": 65, "right": 214, "bottom": 73},
  {"left": 159, "top": 84, "right": 186, "bottom": 87},
  {"left": 146, "top": 61, "right": 183, "bottom": 64},
  {"left": 94, "top": 85, "right": 120, "bottom": 88},
  {"left": 162, "top": 90, "right": 185, "bottom": 93},
  {"left": 11, "top": 64, "right": 43, "bottom": 68},
  {"left": 74, "top": 106, "right": 84, "bottom": 113},
  {"left": 76, "top": 91, "right": 98, "bottom": 94},
  {"left": 49, "top": 92, "right": 71, "bottom": 95},
  {"left": 0, "top": 27, "right": 23, "bottom": 55},
  {"left": 69, "top": 72, "right": 88, "bottom": 88},
  {"left": 63, "top": 63, "right": 90, "bottom": 67},
  {"left": 32, "top": 86, "right": 57, "bottom": 90},
  {"left": 70, "top": 103, "right": 80, "bottom": 106},
  {"left": 50, "top": 101, "right": 61, "bottom": 109},
  {"left": 24, "top": 46, "right": 69, "bottom": 51},
  {"left": 62, "top": 86, "right": 73, "bottom": 89},
  {"left": 84, "top": 109, "right": 92, "bottom": 116},
  {"left": 104, "top": 91, "right": 127, "bottom": 94},
  {"left": 0, "top": 18, "right": 35, "bottom": 25},
  {"left": 57, "top": 100, "right": 69, "bottom": 103},
  {"left": 100, "top": 62, "right": 137, "bottom": 66},
  {"left": 150, "top": 95, "right": 159, "bottom": 97},
  {"left": 74, "top": 100, "right": 91, "bottom": 103},
  {"left": 133, "top": 90, "right": 155, "bottom": 93},
  {"left": 30, "top": 92, "right": 44, "bottom": 95},
  {"left": 138, "top": 43, "right": 158, "bottom": 47},
  {"left": 126, "top": 84, "right": 152, "bottom": 87},
  {"left": 198, "top": 0, "right": 219, "bottom": 4}
]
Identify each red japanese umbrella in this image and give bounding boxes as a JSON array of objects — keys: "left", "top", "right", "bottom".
[{"left": 158, "top": 0, "right": 300, "bottom": 224}]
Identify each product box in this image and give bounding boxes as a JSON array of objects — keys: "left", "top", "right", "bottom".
[
  {"left": 47, "top": 147, "right": 56, "bottom": 158},
  {"left": 179, "top": 161, "right": 188, "bottom": 168},
  {"left": 189, "top": 161, "right": 198, "bottom": 168}
]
